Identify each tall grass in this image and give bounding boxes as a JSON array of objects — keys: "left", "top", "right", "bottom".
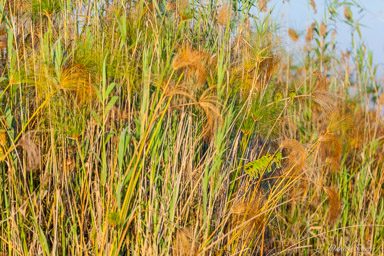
[{"left": 0, "top": 0, "right": 383, "bottom": 255}]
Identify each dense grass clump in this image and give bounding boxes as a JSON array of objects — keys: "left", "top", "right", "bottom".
[{"left": 0, "top": 0, "right": 383, "bottom": 255}]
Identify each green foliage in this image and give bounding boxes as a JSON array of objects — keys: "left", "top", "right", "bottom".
[{"left": 244, "top": 152, "right": 282, "bottom": 179}]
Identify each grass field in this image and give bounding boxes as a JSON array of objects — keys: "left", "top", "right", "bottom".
[{"left": 0, "top": 0, "right": 384, "bottom": 255}]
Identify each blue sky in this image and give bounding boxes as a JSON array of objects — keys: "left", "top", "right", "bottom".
[{"left": 268, "top": 0, "right": 384, "bottom": 72}]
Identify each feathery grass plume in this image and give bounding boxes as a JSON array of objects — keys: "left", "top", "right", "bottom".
[
  {"left": 305, "top": 23, "right": 315, "bottom": 43},
  {"left": 289, "top": 181, "right": 309, "bottom": 203},
  {"left": 58, "top": 64, "right": 96, "bottom": 103},
  {"left": 218, "top": 3, "right": 230, "bottom": 26},
  {"left": 280, "top": 139, "right": 306, "bottom": 174},
  {"left": 323, "top": 186, "right": 341, "bottom": 225},
  {"left": 319, "top": 21, "right": 327, "bottom": 37},
  {"left": 198, "top": 87, "right": 222, "bottom": 139},
  {"left": 344, "top": 5, "right": 352, "bottom": 20},
  {"left": 310, "top": 0, "right": 317, "bottom": 14},
  {"left": 313, "top": 71, "right": 328, "bottom": 91},
  {"left": 17, "top": 133, "right": 41, "bottom": 171},
  {"left": 259, "top": 55, "right": 280, "bottom": 83},
  {"left": 326, "top": 111, "right": 353, "bottom": 135},
  {"left": 35, "top": 62, "right": 95, "bottom": 104},
  {"left": 319, "top": 134, "right": 341, "bottom": 171},
  {"left": 174, "top": 227, "right": 197, "bottom": 256},
  {"left": 258, "top": 0, "right": 268, "bottom": 12},
  {"left": 311, "top": 90, "right": 342, "bottom": 113},
  {"left": 231, "top": 192, "right": 266, "bottom": 235},
  {"left": 173, "top": 46, "right": 209, "bottom": 86},
  {"left": 288, "top": 28, "right": 299, "bottom": 42}
]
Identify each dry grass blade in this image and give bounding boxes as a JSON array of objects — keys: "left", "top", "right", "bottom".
[
  {"left": 17, "top": 133, "right": 41, "bottom": 171},
  {"left": 174, "top": 227, "right": 198, "bottom": 256},
  {"left": 323, "top": 186, "right": 341, "bottom": 225}
]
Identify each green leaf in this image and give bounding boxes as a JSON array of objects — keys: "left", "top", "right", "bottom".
[
  {"left": 105, "top": 96, "right": 119, "bottom": 115},
  {"left": 118, "top": 128, "right": 131, "bottom": 171},
  {"left": 90, "top": 109, "right": 101, "bottom": 127},
  {"left": 93, "top": 85, "right": 103, "bottom": 103},
  {"left": 105, "top": 82, "right": 117, "bottom": 99}
]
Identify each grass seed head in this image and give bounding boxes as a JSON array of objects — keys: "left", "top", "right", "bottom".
[
  {"left": 218, "top": 3, "right": 231, "bottom": 26},
  {"left": 320, "top": 21, "right": 327, "bottom": 37},
  {"left": 310, "top": 0, "right": 317, "bottom": 14},
  {"left": 288, "top": 28, "right": 299, "bottom": 42},
  {"left": 280, "top": 139, "right": 306, "bottom": 174},
  {"left": 258, "top": 0, "right": 268, "bottom": 12},
  {"left": 323, "top": 186, "right": 341, "bottom": 225},
  {"left": 305, "top": 23, "right": 315, "bottom": 43},
  {"left": 344, "top": 5, "right": 352, "bottom": 20},
  {"left": 17, "top": 133, "right": 41, "bottom": 171},
  {"left": 319, "top": 134, "right": 341, "bottom": 172}
]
